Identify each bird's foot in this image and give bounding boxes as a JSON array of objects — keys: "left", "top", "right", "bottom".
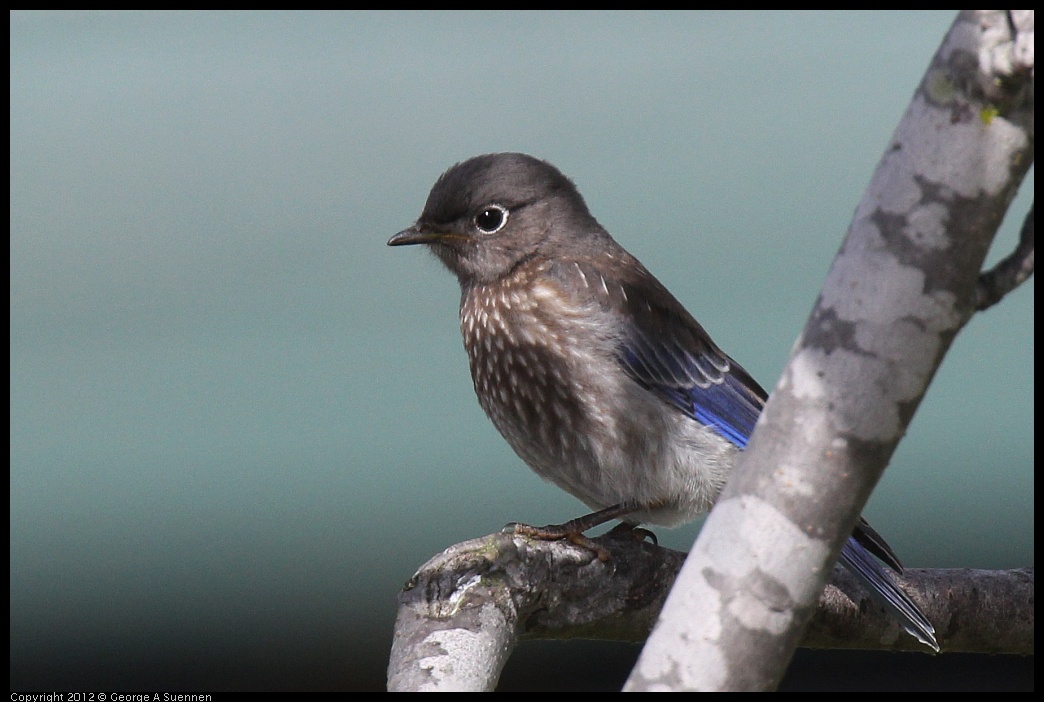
[
  {"left": 507, "top": 522, "right": 613, "bottom": 561},
  {"left": 503, "top": 503, "right": 640, "bottom": 562}
]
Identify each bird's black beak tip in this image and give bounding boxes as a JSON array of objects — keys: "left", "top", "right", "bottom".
[{"left": 388, "top": 228, "right": 423, "bottom": 247}]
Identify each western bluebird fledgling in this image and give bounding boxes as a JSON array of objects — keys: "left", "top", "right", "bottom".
[{"left": 388, "top": 152, "right": 937, "bottom": 651}]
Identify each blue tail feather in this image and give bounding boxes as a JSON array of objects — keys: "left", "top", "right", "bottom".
[{"left": 839, "top": 537, "right": 939, "bottom": 652}]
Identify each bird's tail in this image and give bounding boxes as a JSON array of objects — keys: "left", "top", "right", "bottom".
[{"left": 838, "top": 537, "right": 939, "bottom": 652}]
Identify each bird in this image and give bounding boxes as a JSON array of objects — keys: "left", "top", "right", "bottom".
[{"left": 388, "top": 152, "right": 938, "bottom": 651}]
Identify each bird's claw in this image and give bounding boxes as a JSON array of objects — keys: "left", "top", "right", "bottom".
[{"left": 607, "top": 521, "right": 658, "bottom": 546}]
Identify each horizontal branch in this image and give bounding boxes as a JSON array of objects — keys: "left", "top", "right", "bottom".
[{"left": 387, "top": 530, "right": 1033, "bottom": 691}]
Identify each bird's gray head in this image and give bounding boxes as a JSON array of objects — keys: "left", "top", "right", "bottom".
[{"left": 388, "top": 153, "right": 603, "bottom": 285}]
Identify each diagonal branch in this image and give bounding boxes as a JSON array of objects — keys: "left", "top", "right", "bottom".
[{"left": 626, "top": 10, "right": 1034, "bottom": 691}]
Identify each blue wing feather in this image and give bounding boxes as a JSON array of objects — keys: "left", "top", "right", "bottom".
[{"left": 617, "top": 321, "right": 764, "bottom": 449}]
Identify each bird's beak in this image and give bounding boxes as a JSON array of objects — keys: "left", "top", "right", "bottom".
[
  {"left": 388, "top": 226, "right": 439, "bottom": 247},
  {"left": 388, "top": 226, "right": 467, "bottom": 247}
]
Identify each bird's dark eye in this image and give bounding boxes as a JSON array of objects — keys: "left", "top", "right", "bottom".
[{"left": 474, "top": 205, "right": 508, "bottom": 234}]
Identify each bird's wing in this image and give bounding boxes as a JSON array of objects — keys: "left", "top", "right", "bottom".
[
  {"left": 590, "top": 261, "right": 938, "bottom": 649},
  {"left": 609, "top": 272, "right": 909, "bottom": 568},
  {"left": 608, "top": 271, "right": 767, "bottom": 449}
]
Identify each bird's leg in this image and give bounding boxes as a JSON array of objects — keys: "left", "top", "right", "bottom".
[{"left": 506, "top": 503, "right": 639, "bottom": 561}]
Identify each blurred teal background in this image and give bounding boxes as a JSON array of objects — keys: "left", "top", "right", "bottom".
[{"left": 10, "top": 11, "right": 1032, "bottom": 691}]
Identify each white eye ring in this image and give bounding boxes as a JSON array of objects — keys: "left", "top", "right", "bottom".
[{"left": 474, "top": 204, "right": 509, "bottom": 234}]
